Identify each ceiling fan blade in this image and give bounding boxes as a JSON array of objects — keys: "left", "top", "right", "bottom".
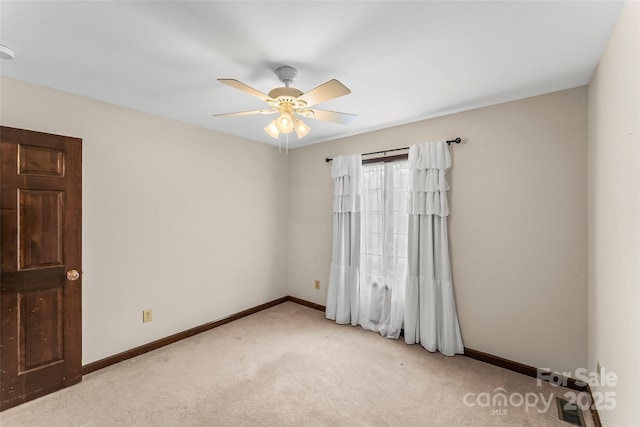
[
  {"left": 296, "top": 79, "right": 351, "bottom": 107},
  {"left": 297, "top": 109, "right": 357, "bottom": 125},
  {"left": 218, "top": 79, "right": 275, "bottom": 103},
  {"left": 213, "top": 109, "right": 276, "bottom": 118}
]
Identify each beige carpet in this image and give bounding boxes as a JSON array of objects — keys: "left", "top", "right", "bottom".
[{"left": 1, "top": 302, "right": 594, "bottom": 426}]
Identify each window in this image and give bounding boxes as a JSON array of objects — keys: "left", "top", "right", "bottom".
[{"left": 359, "top": 159, "right": 409, "bottom": 336}]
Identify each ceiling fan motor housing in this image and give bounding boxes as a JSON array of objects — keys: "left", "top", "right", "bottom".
[{"left": 268, "top": 87, "right": 304, "bottom": 106}]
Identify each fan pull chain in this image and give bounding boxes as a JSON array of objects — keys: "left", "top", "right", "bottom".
[{"left": 276, "top": 133, "right": 290, "bottom": 155}]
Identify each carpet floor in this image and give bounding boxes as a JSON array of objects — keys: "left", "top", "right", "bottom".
[{"left": 0, "top": 301, "right": 594, "bottom": 426}]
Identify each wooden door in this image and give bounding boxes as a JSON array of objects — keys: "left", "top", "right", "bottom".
[{"left": 0, "top": 126, "right": 82, "bottom": 410}]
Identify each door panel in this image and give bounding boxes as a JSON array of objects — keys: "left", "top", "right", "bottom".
[
  {"left": 20, "top": 288, "right": 64, "bottom": 371},
  {"left": 1, "top": 126, "right": 82, "bottom": 410},
  {"left": 19, "top": 189, "right": 65, "bottom": 269},
  {"left": 19, "top": 144, "right": 65, "bottom": 177}
]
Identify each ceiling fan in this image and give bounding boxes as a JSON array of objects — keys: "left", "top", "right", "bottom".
[{"left": 214, "top": 66, "right": 356, "bottom": 140}]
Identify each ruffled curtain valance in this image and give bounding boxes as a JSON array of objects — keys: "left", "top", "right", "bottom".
[
  {"left": 408, "top": 141, "right": 451, "bottom": 217},
  {"left": 332, "top": 155, "right": 362, "bottom": 213}
]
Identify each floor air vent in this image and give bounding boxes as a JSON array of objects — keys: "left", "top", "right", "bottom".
[{"left": 556, "top": 396, "right": 586, "bottom": 426}]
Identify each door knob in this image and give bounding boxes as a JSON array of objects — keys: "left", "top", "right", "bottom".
[{"left": 66, "top": 269, "right": 80, "bottom": 281}]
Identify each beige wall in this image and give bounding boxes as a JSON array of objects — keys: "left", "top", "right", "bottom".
[
  {"left": 288, "top": 87, "right": 588, "bottom": 374},
  {"left": 0, "top": 76, "right": 594, "bottom": 379},
  {"left": 587, "top": 1, "right": 640, "bottom": 425},
  {"left": 0, "top": 77, "right": 289, "bottom": 364}
]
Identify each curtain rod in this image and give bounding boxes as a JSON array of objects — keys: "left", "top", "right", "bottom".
[{"left": 325, "top": 137, "right": 462, "bottom": 163}]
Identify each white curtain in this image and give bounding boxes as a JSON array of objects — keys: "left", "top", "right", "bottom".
[
  {"left": 358, "top": 161, "right": 408, "bottom": 338},
  {"left": 326, "top": 154, "right": 362, "bottom": 326},
  {"left": 404, "top": 141, "right": 464, "bottom": 356}
]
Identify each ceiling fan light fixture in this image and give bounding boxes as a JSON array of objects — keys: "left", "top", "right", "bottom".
[
  {"left": 264, "top": 120, "right": 280, "bottom": 139},
  {"left": 275, "top": 111, "right": 294, "bottom": 134},
  {"left": 294, "top": 118, "right": 311, "bottom": 139}
]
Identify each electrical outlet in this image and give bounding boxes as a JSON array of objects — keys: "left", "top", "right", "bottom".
[
  {"left": 314, "top": 280, "right": 320, "bottom": 290},
  {"left": 143, "top": 309, "right": 153, "bottom": 323}
]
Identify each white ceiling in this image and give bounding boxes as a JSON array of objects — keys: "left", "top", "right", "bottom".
[{"left": 0, "top": 1, "right": 624, "bottom": 147}]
